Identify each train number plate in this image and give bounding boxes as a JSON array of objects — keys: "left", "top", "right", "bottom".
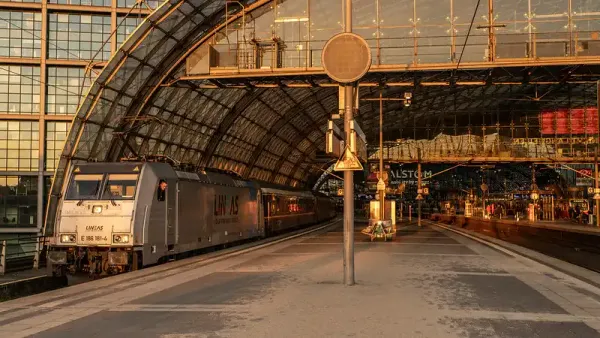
[{"left": 80, "top": 235, "right": 108, "bottom": 242}]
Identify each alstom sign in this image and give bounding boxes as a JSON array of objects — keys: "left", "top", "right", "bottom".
[{"left": 389, "top": 168, "right": 433, "bottom": 185}]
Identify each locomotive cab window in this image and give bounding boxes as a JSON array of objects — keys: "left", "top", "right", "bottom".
[
  {"left": 66, "top": 174, "right": 104, "bottom": 200},
  {"left": 157, "top": 180, "right": 167, "bottom": 201},
  {"left": 102, "top": 174, "right": 139, "bottom": 200}
]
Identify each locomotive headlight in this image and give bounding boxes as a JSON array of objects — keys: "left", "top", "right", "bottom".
[
  {"left": 113, "top": 234, "right": 130, "bottom": 243},
  {"left": 92, "top": 205, "right": 103, "bottom": 214},
  {"left": 60, "top": 234, "right": 76, "bottom": 243}
]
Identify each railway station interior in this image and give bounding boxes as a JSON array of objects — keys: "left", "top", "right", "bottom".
[{"left": 2, "top": 0, "right": 600, "bottom": 336}]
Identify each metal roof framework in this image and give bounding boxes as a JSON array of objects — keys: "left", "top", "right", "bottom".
[{"left": 45, "top": 0, "right": 600, "bottom": 232}]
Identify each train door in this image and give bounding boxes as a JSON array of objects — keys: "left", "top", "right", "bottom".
[
  {"left": 257, "top": 189, "right": 264, "bottom": 236},
  {"left": 166, "top": 178, "right": 177, "bottom": 250}
]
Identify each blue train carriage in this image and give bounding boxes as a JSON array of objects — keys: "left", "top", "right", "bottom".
[{"left": 47, "top": 162, "right": 262, "bottom": 276}]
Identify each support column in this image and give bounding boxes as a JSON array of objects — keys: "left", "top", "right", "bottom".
[
  {"left": 38, "top": 0, "right": 48, "bottom": 236},
  {"left": 551, "top": 195, "right": 555, "bottom": 222},
  {"left": 342, "top": 0, "right": 354, "bottom": 286},
  {"left": 594, "top": 161, "right": 600, "bottom": 228},
  {"left": 379, "top": 89, "right": 385, "bottom": 222},
  {"left": 418, "top": 161, "right": 422, "bottom": 227}
]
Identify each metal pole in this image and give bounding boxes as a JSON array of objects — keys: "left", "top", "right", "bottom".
[
  {"left": 594, "top": 161, "right": 600, "bottom": 228},
  {"left": 532, "top": 165, "right": 536, "bottom": 223},
  {"left": 400, "top": 193, "right": 403, "bottom": 221},
  {"left": 342, "top": 0, "right": 354, "bottom": 286},
  {"left": 379, "top": 89, "right": 385, "bottom": 222},
  {"left": 596, "top": 81, "right": 600, "bottom": 227},
  {"left": 0, "top": 240, "right": 5, "bottom": 276},
  {"left": 418, "top": 162, "right": 422, "bottom": 227},
  {"left": 551, "top": 195, "right": 555, "bottom": 222}
]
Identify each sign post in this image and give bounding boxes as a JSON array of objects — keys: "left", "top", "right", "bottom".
[
  {"left": 322, "top": 0, "right": 371, "bottom": 286},
  {"left": 417, "top": 162, "right": 422, "bottom": 227}
]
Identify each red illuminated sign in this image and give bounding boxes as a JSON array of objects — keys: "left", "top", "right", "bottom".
[{"left": 540, "top": 108, "right": 599, "bottom": 135}]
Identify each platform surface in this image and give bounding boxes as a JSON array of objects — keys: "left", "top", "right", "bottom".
[{"left": 2, "top": 221, "right": 600, "bottom": 337}]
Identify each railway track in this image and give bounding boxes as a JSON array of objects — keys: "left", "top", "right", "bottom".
[{"left": 431, "top": 216, "right": 600, "bottom": 274}]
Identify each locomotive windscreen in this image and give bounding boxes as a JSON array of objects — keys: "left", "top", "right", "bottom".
[
  {"left": 101, "top": 174, "right": 139, "bottom": 200},
  {"left": 65, "top": 173, "right": 139, "bottom": 200},
  {"left": 66, "top": 174, "right": 103, "bottom": 200}
]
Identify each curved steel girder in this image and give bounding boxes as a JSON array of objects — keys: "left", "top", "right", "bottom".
[
  {"left": 243, "top": 89, "right": 329, "bottom": 180},
  {"left": 198, "top": 88, "right": 267, "bottom": 168},
  {"left": 104, "top": 0, "right": 236, "bottom": 163},
  {"left": 283, "top": 133, "right": 322, "bottom": 186},
  {"left": 125, "top": 87, "right": 186, "bottom": 158},
  {"left": 241, "top": 105, "right": 307, "bottom": 179},
  {"left": 267, "top": 88, "right": 340, "bottom": 184}
]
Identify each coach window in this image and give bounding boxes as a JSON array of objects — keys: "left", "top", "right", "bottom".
[{"left": 157, "top": 180, "right": 167, "bottom": 201}]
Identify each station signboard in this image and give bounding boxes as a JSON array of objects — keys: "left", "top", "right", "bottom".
[{"left": 540, "top": 108, "right": 599, "bottom": 135}]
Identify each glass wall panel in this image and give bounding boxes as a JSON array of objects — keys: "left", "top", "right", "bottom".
[
  {"left": 0, "top": 121, "right": 39, "bottom": 171},
  {"left": 572, "top": 0, "right": 600, "bottom": 56},
  {"left": 117, "top": 16, "right": 144, "bottom": 47},
  {"left": 46, "top": 122, "right": 71, "bottom": 171},
  {"left": 352, "top": 0, "right": 377, "bottom": 29},
  {"left": 47, "top": 67, "right": 94, "bottom": 115},
  {"left": 275, "top": 0, "right": 309, "bottom": 67},
  {"left": 0, "top": 11, "right": 43, "bottom": 58},
  {"left": 453, "top": 0, "right": 488, "bottom": 62},
  {"left": 48, "top": 13, "right": 111, "bottom": 61},
  {"left": 49, "top": 0, "right": 111, "bottom": 6},
  {"left": 415, "top": 0, "right": 451, "bottom": 63},
  {"left": 309, "top": 0, "right": 343, "bottom": 66},
  {"left": 494, "top": 0, "right": 530, "bottom": 59},
  {"left": 530, "top": 0, "right": 569, "bottom": 57},
  {"left": 0, "top": 176, "right": 38, "bottom": 228},
  {"left": 0, "top": 65, "right": 41, "bottom": 114}
]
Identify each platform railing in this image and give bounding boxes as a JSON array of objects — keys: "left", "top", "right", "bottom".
[
  {"left": 198, "top": 30, "right": 600, "bottom": 72},
  {"left": 0, "top": 236, "right": 47, "bottom": 276}
]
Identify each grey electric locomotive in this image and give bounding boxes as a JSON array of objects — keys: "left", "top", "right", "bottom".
[{"left": 46, "top": 161, "right": 335, "bottom": 276}]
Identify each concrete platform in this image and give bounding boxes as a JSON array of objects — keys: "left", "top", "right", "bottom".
[{"left": 2, "top": 221, "right": 600, "bottom": 337}]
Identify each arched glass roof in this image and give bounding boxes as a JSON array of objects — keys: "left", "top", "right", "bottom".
[{"left": 45, "top": 0, "right": 600, "bottom": 232}]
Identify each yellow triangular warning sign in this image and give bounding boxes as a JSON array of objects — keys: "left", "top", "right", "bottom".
[
  {"left": 74, "top": 167, "right": 80, "bottom": 173},
  {"left": 133, "top": 166, "right": 140, "bottom": 172},
  {"left": 334, "top": 148, "right": 363, "bottom": 171}
]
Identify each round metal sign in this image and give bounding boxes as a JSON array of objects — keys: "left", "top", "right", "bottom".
[
  {"left": 480, "top": 184, "right": 488, "bottom": 192},
  {"left": 322, "top": 32, "right": 372, "bottom": 83}
]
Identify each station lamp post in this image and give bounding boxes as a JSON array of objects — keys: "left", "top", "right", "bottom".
[{"left": 362, "top": 91, "right": 413, "bottom": 226}]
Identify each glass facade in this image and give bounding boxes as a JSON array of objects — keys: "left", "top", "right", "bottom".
[
  {"left": 45, "top": 122, "right": 70, "bottom": 171},
  {"left": 49, "top": 0, "right": 111, "bottom": 6},
  {"left": 0, "top": 65, "right": 41, "bottom": 114},
  {"left": 0, "top": 121, "right": 39, "bottom": 171},
  {"left": 48, "top": 13, "right": 112, "bottom": 60},
  {"left": 0, "top": 176, "right": 38, "bottom": 228},
  {"left": 0, "top": 11, "right": 43, "bottom": 58},
  {"left": 117, "top": 0, "right": 160, "bottom": 9},
  {"left": 47, "top": 67, "right": 94, "bottom": 115},
  {"left": 0, "top": 1, "right": 153, "bottom": 233}
]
